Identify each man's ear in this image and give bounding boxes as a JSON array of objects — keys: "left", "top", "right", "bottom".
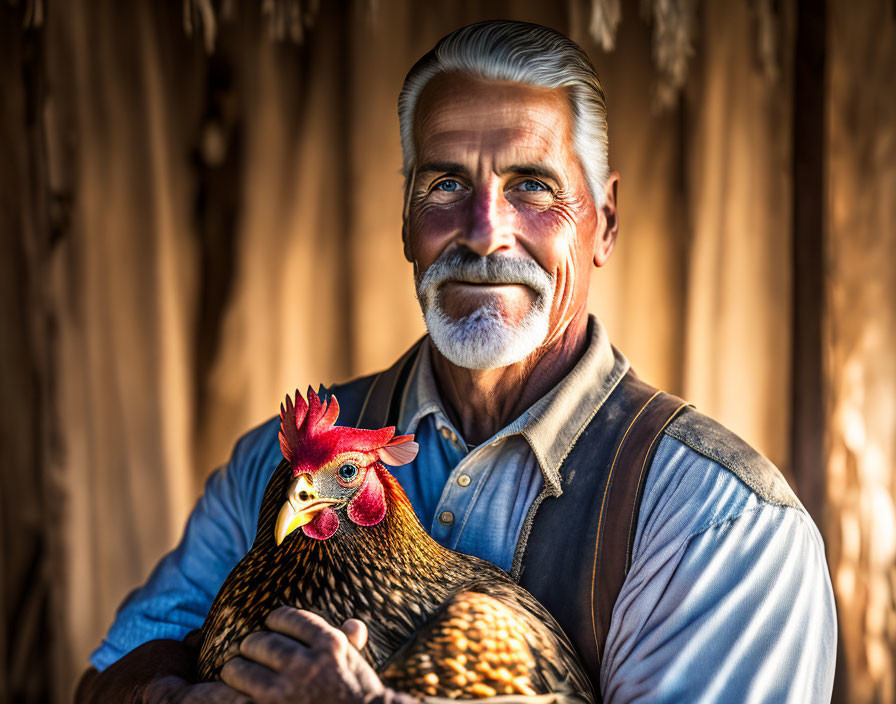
[
  {"left": 593, "top": 172, "right": 619, "bottom": 268},
  {"left": 402, "top": 171, "right": 415, "bottom": 262},
  {"left": 402, "top": 221, "right": 413, "bottom": 262}
]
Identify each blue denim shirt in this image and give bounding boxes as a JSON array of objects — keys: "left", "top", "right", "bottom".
[{"left": 91, "top": 318, "right": 836, "bottom": 702}]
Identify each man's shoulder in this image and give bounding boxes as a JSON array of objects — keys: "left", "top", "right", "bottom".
[
  {"left": 632, "top": 405, "right": 813, "bottom": 565},
  {"left": 661, "top": 406, "right": 802, "bottom": 510},
  {"left": 636, "top": 407, "right": 831, "bottom": 577}
]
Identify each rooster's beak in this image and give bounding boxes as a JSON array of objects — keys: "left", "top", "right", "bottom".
[{"left": 274, "top": 473, "right": 339, "bottom": 545}]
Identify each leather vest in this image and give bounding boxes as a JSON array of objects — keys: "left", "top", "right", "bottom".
[{"left": 328, "top": 339, "right": 690, "bottom": 701}]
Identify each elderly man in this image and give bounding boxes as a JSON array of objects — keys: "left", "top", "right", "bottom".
[{"left": 77, "top": 20, "right": 836, "bottom": 704}]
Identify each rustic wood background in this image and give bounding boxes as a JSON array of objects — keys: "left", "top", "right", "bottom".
[{"left": 1, "top": 0, "right": 894, "bottom": 701}]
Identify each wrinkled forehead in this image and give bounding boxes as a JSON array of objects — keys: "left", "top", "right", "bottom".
[{"left": 413, "top": 72, "right": 576, "bottom": 168}]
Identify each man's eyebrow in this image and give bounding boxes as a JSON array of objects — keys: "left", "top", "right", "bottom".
[
  {"left": 416, "top": 161, "right": 469, "bottom": 176},
  {"left": 416, "top": 162, "right": 562, "bottom": 183},
  {"left": 503, "top": 164, "right": 562, "bottom": 183}
]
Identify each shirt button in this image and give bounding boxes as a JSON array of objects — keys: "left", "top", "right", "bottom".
[
  {"left": 457, "top": 474, "right": 471, "bottom": 487},
  {"left": 439, "top": 510, "right": 455, "bottom": 526},
  {"left": 440, "top": 427, "right": 451, "bottom": 439}
]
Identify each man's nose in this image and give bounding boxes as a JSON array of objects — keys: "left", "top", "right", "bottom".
[{"left": 457, "top": 184, "right": 516, "bottom": 257}]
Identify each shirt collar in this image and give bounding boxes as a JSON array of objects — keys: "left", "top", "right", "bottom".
[{"left": 397, "top": 314, "right": 630, "bottom": 494}]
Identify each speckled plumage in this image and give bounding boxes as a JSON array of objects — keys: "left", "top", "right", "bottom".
[{"left": 196, "top": 391, "right": 594, "bottom": 702}]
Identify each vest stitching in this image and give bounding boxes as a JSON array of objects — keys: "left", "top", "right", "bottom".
[
  {"left": 624, "top": 402, "right": 690, "bottom": 572},
  {"left": 508, "top": 486, "right": 550, "bottom": 582},
  {"left": 590, "top": 390, "right": 661, "bottom": 663}
]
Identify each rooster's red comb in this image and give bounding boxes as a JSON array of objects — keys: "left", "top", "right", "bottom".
[
  {"left": 278, "top": 387, "right": 339, "bottom": 462},
  {"left": 278, "top": 387, "right": 417, "bottom": 474}
]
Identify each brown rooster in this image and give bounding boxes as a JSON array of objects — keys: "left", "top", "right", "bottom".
[{"left": 197, "top": 389, "right": 594, "bottom": 703}]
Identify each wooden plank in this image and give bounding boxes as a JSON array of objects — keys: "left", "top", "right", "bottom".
[{"left": 790, "top": 0, "right": 826, "bottom": 528}]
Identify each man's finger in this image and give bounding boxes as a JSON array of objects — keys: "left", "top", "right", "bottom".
[
  {"left": 265, "top": 607, "right": 348, "bottom": 652},
  {"left": 239, "top": 630, "right": 310, "bottom": 671},
  {"left": 220, "top": 655, "right": 279, "bottom": 695},
  {"left": 340, "top": 618, "right": 368, "bottom": 650}
]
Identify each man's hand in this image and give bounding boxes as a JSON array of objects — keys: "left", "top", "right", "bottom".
[{"left": 220, "top": 606, "right": 416, "bottom": 704}]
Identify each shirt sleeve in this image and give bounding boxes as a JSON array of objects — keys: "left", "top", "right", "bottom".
[
  {"left": 89, "top": 417, "right": 280, "bottom": 671},
  {"left": 601, "top": 494, "right": 837, "bottom": 703}
]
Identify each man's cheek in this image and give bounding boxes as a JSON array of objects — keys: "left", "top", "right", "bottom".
[
  {"left": 415, "top": 203, "right": 465, "bottom": 234},
  {"left": 516, "top": 209, "right": 576, "bottom": 254},
  {"left": 518, "top": 198, "right": 578, "bottom": 228},
  {"left": 546, "top": 248, "right": 580, "bottom": 319},
  {"left": 409, "top": 209, "right": 463, "bottom": 261}
]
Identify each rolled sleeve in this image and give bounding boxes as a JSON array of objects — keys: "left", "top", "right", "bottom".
[
  {"left": 89, "top": 417, "right": 280, "bottom": 671},
  {"left": 602, "top": 503, "right": 836, "bottom": 703}
]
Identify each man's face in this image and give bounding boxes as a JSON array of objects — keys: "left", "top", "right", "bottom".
[{"left": 404, "top": 72, "right": 601, "bottom": 369}]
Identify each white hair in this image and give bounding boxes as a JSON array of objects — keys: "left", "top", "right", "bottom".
[{"left": 398, "top": 20, "right": 610, "bottom": 207}]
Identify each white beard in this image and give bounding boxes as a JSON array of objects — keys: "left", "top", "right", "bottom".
[
  {"left": 422, "top": 301, "right": 552, "bottom": 370},
  {"left": 415, "top": 253, "right": 555, "bottom": 370}
]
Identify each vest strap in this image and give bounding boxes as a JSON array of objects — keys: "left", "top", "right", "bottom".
[{"left": 590, "top": 389, "right": 690, "bottom": 663}]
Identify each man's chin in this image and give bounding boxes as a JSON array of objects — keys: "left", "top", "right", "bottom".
[
  {"left": 423, "top": 305, "right": 550, "bottom": 371},
  {"left": 436, "top": 308, "right": 530, "bottom": 332}
]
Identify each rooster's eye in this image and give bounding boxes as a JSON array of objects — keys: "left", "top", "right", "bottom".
[{"left": 337, "top": 463, "right": 359, "bottom": 482}]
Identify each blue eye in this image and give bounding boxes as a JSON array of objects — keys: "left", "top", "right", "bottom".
[
  {"left": 337, "top": 463, "right": 359, "bottom": 482},
  {"left": 520, "top": 179, "right": 547, "bottom": 192},
  {"left": 436, "top": 179, "right": 460, "bottom": 192}
]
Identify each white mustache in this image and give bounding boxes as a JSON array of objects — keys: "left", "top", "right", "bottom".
[{"left": 416, "top": 252, "right": 554, "bottom": 303}]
